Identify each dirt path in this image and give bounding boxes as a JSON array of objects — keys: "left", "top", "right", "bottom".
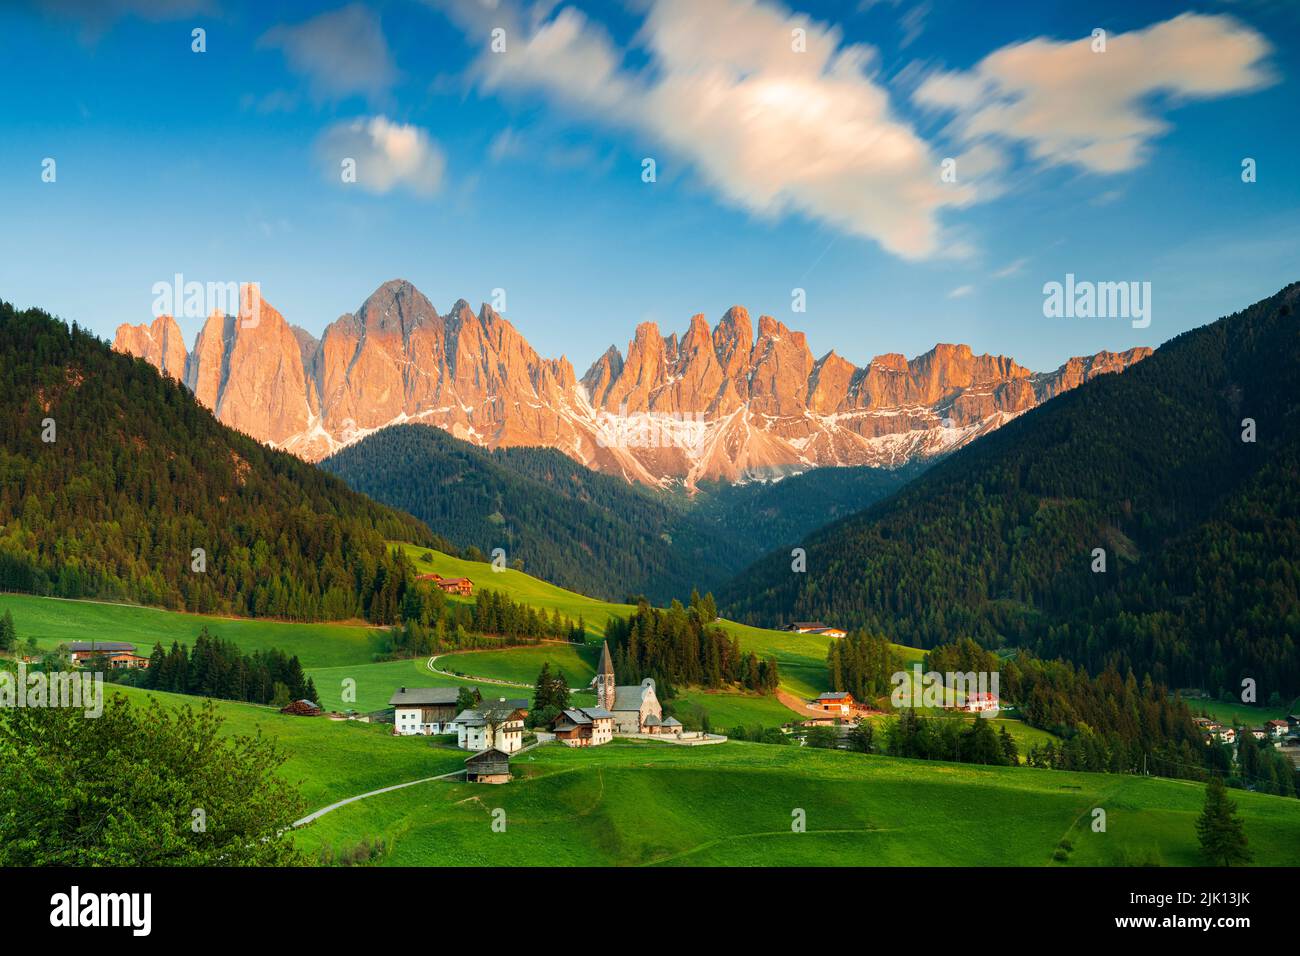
[{"left": 294, "top": 738, "right": 546, "bottom": 827}]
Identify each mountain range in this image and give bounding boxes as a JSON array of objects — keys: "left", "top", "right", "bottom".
[{"left": 113, "top": 279, "right": 1150, "bottom": 487}]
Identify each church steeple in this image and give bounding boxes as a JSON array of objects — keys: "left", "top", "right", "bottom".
[{"left": 597, "top": 641, "right": 615, "bottom": 709}]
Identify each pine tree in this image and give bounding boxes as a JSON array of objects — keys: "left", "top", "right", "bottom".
[
  {"left": 0, "top": 609, "right": 15, "bottom": 651},
  {"left": 532, "top": 663, "right": 554, "bottom": 712},
  {"left": 1196, "top": 777, "right": 1253, "bottom": 866}
]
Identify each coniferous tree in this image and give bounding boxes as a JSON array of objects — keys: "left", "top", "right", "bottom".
[{"left": 1196, "top": 777, "right": 1253, "bottom": 866}]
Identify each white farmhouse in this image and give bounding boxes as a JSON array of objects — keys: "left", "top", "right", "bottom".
[
  {"left": 389, "top": 686, "right": 463, "bottom": 736},
  {"left": 454, "top": 705, "right": 527, "bottom": 753}
]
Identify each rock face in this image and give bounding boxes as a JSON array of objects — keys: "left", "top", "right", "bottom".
[
  {"left": 113, "top": 280, "right": 1152, "bottom": 487},
  {"left": 112, "top": 314, "right": 187, "bottom": 380}
]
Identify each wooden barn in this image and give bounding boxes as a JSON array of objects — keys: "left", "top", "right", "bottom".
[{"left": 465, "top": 747, "right": 512, "bottom": 784}]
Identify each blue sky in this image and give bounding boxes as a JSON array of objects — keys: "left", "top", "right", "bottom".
[{"left": 1, "top": 0, "right": 1297, "bottom": 374}]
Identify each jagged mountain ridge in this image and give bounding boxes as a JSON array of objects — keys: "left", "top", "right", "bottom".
[{"left": 113, "top": 279, "right": 1150, "bottom": 486}]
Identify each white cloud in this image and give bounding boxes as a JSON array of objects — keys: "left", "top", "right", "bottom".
[
  {"left": 436, "top": 0, "right": 977, "bottom": 260},
  {"left": 315, "top": 116, "right": 446, "bottom": 197},
  {"left": 991, "top": 257, "right": 1026, "bottom": 278},
  {"left": 947, "top": 284, "right": 973, "bottom": 299},
  {"left": 915, "top": 13, "right": 1275, "bottom": 174},
  {"left": 260, "top": 3, "right": 398, "bottom": 104}
]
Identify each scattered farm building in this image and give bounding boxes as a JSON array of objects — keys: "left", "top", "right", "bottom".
[
  {"left": 416, "top": 573, "right": 473, "bottom": 596},
  {"left": 814, "top": 691, "right": 856, "bottom": 716},
  {"left": 553, "top": 706, "right": 615, "bottom": 747},
  {"left": 959, "top": 692, "right": 1000, "bottom": 714},
  {"left": 390, "top": 686, "right": 463, "bottom": 735},
  {"left": 68, "top": 641, "right": 140, "bottom": 666},
  {"left": 465, "top": 748, "right": 512, "bottom": 784},
  {"left": 784, "top": 622, "right": 847, "bottom": 638},
  {"left": 455, "top": 706, "right": 526, "bottom": 753}
]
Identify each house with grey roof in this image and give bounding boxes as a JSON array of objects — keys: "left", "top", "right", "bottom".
[
  {"left": 454, "top": 705, "right": 526, "bottom": 753},
  {"left": 553, "top": 705, "right": 615, "bottom": 747},
  {"left": 389, "top": 686, "right": 463, "bottom": 736}
]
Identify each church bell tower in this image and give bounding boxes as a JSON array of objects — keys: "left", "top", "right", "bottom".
[{"left": 597, "top": 641, "right": 615, "bottom": 709}]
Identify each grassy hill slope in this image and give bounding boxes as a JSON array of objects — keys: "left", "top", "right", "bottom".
[
  {"left": 0, "top": 303, "right": 436, "bottom": 623},
  {"left": 293, "top": 739, "right": 1300, "bottom": 867}
]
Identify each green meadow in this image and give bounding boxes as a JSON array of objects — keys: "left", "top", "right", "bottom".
[
  {"left": 436, "top": 642, "right": 599, "bottom": 687},
  {"left": 291, "top": 739, "right": 1300, "bottom": 867},
  {"left": 1185, "top": 697, "right": 1296, "bottom": 728},
  {"left": 20, "top": 644, "right": 1296, "bottom": 869},
  {"left": 398, "top": 544, "right": 924, "bottom": 708},
  {"left": 105, "top": 685, "right": 465, "bottom": 812},
  {"left": 0, "top": 593, "right": 380, "bottom": 666}
]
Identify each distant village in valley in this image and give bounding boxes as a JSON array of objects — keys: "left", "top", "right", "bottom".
[{"left": 18, "top": 627, "right": 1300, "bottom": 789}]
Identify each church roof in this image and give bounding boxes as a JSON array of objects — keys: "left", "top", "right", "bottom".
[
  {"left": 598, "top": 641, "right": 614, "bottom": 677},
  {"left": 612, "top": 685, "right": 649, "bottom": 711},
  {"left": 661, "top": 717, "right": 682, "bottom": 727}
]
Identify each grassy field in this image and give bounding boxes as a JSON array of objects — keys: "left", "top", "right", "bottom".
[
  {"left": 669, "top": 688, "right": 803, "bottom": 731},
  {"left": 436, "top": 643, "right": 599, "bottom": 688},
  {"left": 399, "top": 544, "right": 925, "bottom": 705},
  {"left": 1184, "top": 697, "right": 1297, "bottom": 727},
  {"left": 291, "top": 739, "right": 1300, "bottom": 866},
  {"left": 105, "top": 684, "right": 466, "bottom": 812},
  {"left": 0, "top": 593, "right": 380, "bottom": 666}
]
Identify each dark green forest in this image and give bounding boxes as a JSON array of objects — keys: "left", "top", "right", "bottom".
[
  {"left": 605, "top": 590, "right": 780, "bottom": 697},
  {"left": 321, "top": 422, "right": 915, "bottom": 603},
  {"left": 0, "top": 303, "right": 439, "bottom": 622},
  {"left": 723, "top": 284, "right": 1300, "bottom": 698}
]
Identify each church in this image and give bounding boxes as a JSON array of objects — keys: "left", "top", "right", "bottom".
[{"left": 594, "top": 641, "right": 681, "bottom": 736}]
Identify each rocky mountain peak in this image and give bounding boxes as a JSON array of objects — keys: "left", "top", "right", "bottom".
[{"left": 113, "top": 286, "right": 1151, "bottom": 487}]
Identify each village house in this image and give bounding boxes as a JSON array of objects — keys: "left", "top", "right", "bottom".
[
  {"left": 415, "top": 573, "right": 473, "bottom": 596},
  {"left": 552, "top": 706, "right": 615, "bottom": 747},
  {"left": 105, "top": 651, "right": 151, "bottom": 670},
  {"left": 479, "top": 695, "right": 530, "bottom": 718},
  {"left": 455, "top": 705, "right": 526, "bottom": 753},
  {"left": 814, "top": 691, "right": 856, "bottom": 716},
  {"left": 1266, "top": 719, "right": 1289, "bottom": 738},
  {"left": 465, "top": 748, "right": 512, "bottom": 784},
  {"left": 784, "top": 622, "right": 847, "bottom": 638},
  {"left": 389, "top": 686, "right": 464, "bottom": 735},
  {"left": 959, "top": 691, "right": 1000, "bottom": 714},
  {"left": 67, "top": 641, "right": 139, "bottom": 666},
  {"left": 594, "top": 641, "right": 675, "bottom": 734}
]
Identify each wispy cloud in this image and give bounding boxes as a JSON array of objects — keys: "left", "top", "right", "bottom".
[
  {"left": 314, "top": 116, "right": 446, "bottom": 197},
  {"left": 433, "top": 0, "right": 978, "bottom": 260},
  {"left": 947, "top": 284, "right": 973, "bottom": 299},
  {"left": 991, "top": 257, "right": 1026, "bottom": 278},
  {"left": 260, "top": 3, "right": 397, "bottom": 105},
  {"left": 915, "top": 13, "right": 1275, "bottom": 174}
]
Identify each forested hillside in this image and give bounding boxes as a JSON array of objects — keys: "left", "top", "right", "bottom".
[
  {"left": 0, "top": 303, "right": 438, "bottom": 621},
  {"left": 722, "top": 284, "right": 1300, "bottom": 697},
  {"left": 321, "top": 423, "right": 917, "bottom": 603}
]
